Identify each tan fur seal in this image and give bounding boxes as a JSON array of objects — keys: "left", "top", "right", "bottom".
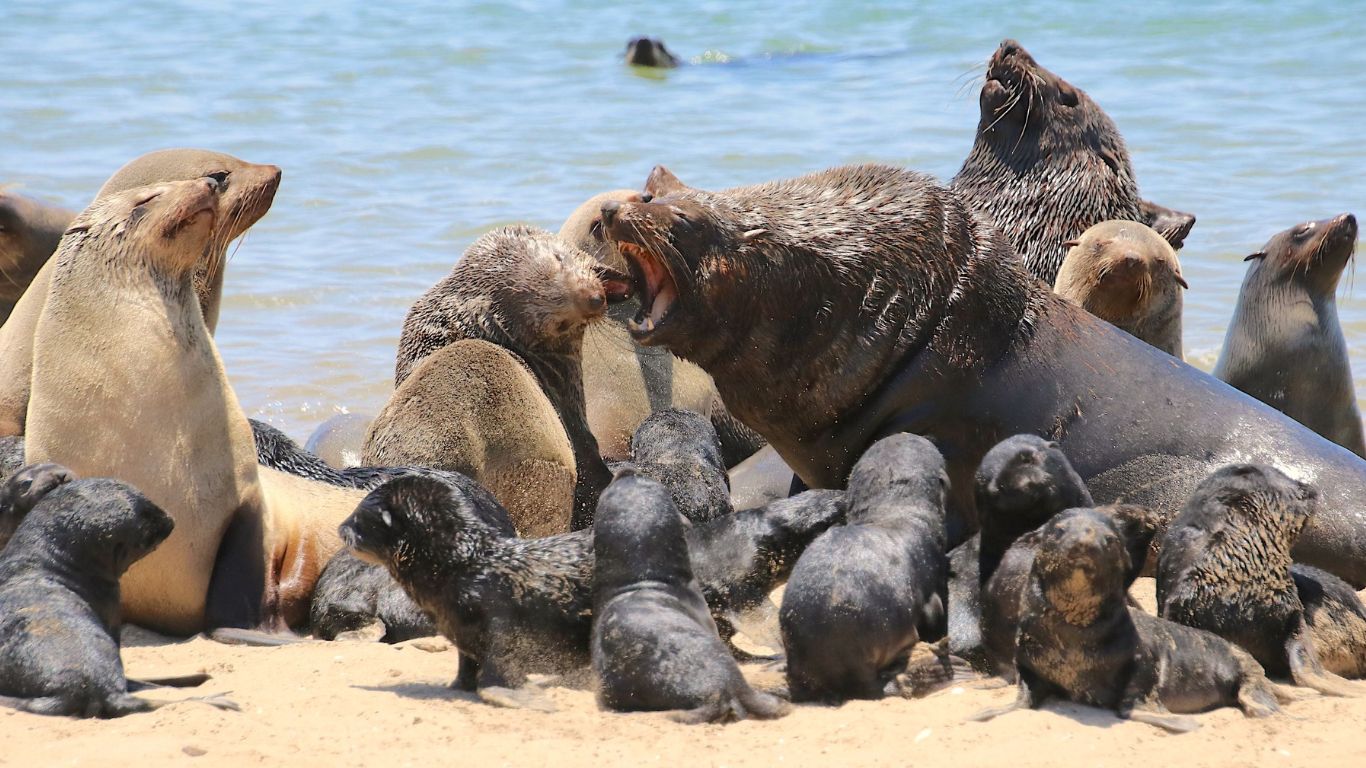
[
  {"left": 24, "top": 177, "right": 360, "bottom": 634},
  {"left": 0, "top": 191, "right": 73, "bottom": 327},
  {"left": 562, "top": 182, "right": 765, "bottom": 466},
  {"left": 0, "top": 148, "right": 280, "bottom": 437},
  {"left": 1054, "top": 220, "right": 1187, "bottom": 358},
  {"left": 364, "top": 341, "right": 577, "bottom": 537}
]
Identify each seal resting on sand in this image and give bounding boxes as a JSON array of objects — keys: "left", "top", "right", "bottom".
[{"left": 600, "top": 162, "right": 1366, "bottom": 588}]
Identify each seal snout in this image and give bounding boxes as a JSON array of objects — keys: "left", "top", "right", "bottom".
[{"left": 600, "top": 200, "right": 621, "bottom": 227}]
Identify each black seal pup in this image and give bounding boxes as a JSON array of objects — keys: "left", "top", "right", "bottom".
[
  {"left": 0, "top": 461, "right": 74, "bottom": 550},
  {"left": 779, "top": 433, "right": 949, "bottom": 702},
  {"left": 952, "top": 39, "right": 1194, "bottom": 283},
  {"left": 1158, "top": 464, "right": 1365, "bottom": 694},
  {"left": 625, "top": 37, "right": 681, "bottom": 68},
  {"left": 592, "top": 472, "right": 789, "bottom": 723},
  {"left": 600, "top": 161, "right": 1366, "bottom": 588},
  {"left": 1214, "top": 214, "right": 1364, "bottom": 457},
  {"left": 973, "top": 508, "right": 1287, "bottom": 733},
  {"left": 0, "top": 478, "right": 236, "bottom": 717},
  {"left": 340, "top": 474, "right": 593, "bottom": 708},
  {"left": 628, "top": 408, "right": 733, "bottom": 524},
  {"left": 946, "top": 434, "right": 1094, "bottom": 673}
]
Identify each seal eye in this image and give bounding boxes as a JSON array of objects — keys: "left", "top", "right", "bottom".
[
  {"left": 1293, "top": 224, "right": 1313, "bottom": 239},
  {"left": 640, "top": 193, "right": 654, "bottom": 203}
]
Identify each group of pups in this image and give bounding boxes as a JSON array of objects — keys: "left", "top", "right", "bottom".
[{"left": 0, "top": 36, "right": 1364, "bottom": 731}]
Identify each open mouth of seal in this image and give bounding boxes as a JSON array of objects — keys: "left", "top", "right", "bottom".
[
  {"left": 616, "top": 241, "right": 678, "bottom": 338},
  {"left": 595, "top": 264, "right": 636, "bottom": 305}
]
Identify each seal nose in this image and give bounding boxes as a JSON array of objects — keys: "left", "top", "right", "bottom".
[
  {"left": 600, "top": 200, "right": 621, "bottom": 227},
  {"left": 586, "top": 292, "right": 606, "bottom": 311},
  {"left": 1000, "top": 39, "right": 1021, "bottom": 58},
  {"left": 1336, "top": 213, "right": 1358, "bottom": 237}
]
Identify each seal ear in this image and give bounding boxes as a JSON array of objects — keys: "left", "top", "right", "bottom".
[
  {"left": 1062, "top": 239, "right": 1080, "bottom": 249},
  {"left": 1244, "top": 251, "right": 1267, "bottom": 262},
  {"left": 742, "top": 229, "right": 768, "bottom": 242},
  {"left": 1174, "top": 273, "right": 1189, "bottom": 289},
  {"left": 644, "top": 165, "right": 690, "bottom": 197},
  {"left": 1139, "top": 199, "right": 1197, "bottom": 251}
]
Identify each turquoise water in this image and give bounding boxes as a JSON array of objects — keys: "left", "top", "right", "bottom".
[{"left": 3, "top": 0, "right": 1364, "bottom": 439}]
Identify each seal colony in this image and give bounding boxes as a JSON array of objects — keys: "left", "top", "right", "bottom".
[{"left": 4, "top": 36, "right": 1366, "bottom": 750}]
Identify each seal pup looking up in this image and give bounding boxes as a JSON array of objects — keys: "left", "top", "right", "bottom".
[
  {"left": 0, "top": 478, "right": 234, "bottom": 717},
  {"left": 0, "top": 191, "right": 73, "bottom": 327},
  {"left": 601, "top": 162, "right": 1366, "bottom": 588},
  {"left": 340, "top": 474, "right": 594, "bottom": 707},
  {"left": 952, "top": 39, "right": 1194, "bottom": 284},
  {"left": 1214, "top": 214, "right": 1364, "bottom": 457},
  {"left": 628, "top": 408, "right": 733, "bottom": 525},
  {"left": 0, "top": 462, "right": 74, "bottom": 550},
  {"left": 391, "top": 225, "right": 631, "bottom": 530},
  {"left": 1055, "top": 220, "right": 1187, "bottom": 358},
  {"left": 1157, "top": 464, "right": 1364, "bottom": 695},
  {"left": 972, "top": 508, "right": 1287, "bottom": 733},
  {"left": 0, "top": 149, "right": 281, "bottom": 437},
  {"left": 779, "top": 433, "right": 949, "bottom": 702},
  {"left": 592, "top": 471, "right": 789, "bottom": 723}
]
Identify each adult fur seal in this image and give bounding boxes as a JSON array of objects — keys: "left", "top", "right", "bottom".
[
  {"left": 391, "top": 225, "right": 630, "bottom": 530},
  {"left": 1214, "top": 214, "right": 1364, "bottom": 457},
  {"left": 952, "top": 39, "right": 1194, "bottom": 284},
  {"left": 779, "top": 433, "right": 948, "bottom": 702},
  {"left": 1055, "top": 220, "right": 1187, "bottom": 358},
  {"left": 629, "top": 408, "right": 732, "bottom": 524},
  {"left": 560, "top": 188, "right": 765, "bottom": 467},
  {"left": 972, "top": 508, "right": 1287, "bottom": 733},
  {"left": 1157, "top": 464, "right": 1365, "bottom": 694},
  {"left": 0, "top": 462, "right": 74, "bottom": 550},
  {"left": 0, "top": 191, "right": 73, "bottom": 326},
  {"left": 600, "top": 162, "right": 1366, "bottom": 587},
  {"left": 24, "top": 178, "right": 362, "bottom": 634},
  {"left": 592, "top": 471, "right": 789, "bottom": 723},
  {"left": 0, "top": 149, "right": 281, "bottom": 437},
  {"left": 0, "top": 478, "right": 235, "bottom": 716}
]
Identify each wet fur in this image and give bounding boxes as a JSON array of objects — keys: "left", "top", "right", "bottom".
[{"left": 627, "top": 408, "right": 733, "bottom": 524}]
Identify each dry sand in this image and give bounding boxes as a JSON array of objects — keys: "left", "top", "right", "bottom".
[{"left": 4, "top": 579, "right": 1366, "bottom": 768}]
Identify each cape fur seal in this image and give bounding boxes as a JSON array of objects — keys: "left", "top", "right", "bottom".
[
  {"left": 389, "top": 224, "right": 630, "bottom": 530},
  {"left": 625, "top": 37, "right": 681, "bottom": 68},
  {"left": 591, "top": 471, "right": 789, "bottom": 723},
  {"left": 952, "top": 39, "right": 1194, "bottom": 284},
  {"left": 779, "top": 433, "right": 948, "bottom": 702},
  {"left": 1214, "top": 214, "right": 1364, "bottom": 457},
  {"left": 0, "top": 478, "right": 235, "bottom": 716},
  {"left": 1158, "top": 464, "right": 1365, "bottom": 694},
  {"left": 24, "top": 177, "right": 361, "bottom": 634},
  {"left": 0, "top": 191, "right": 73, "bottom": 327},
  {"left": 628, "top": 408, "right": 733, "bottom": 524},
  {"left": 560, "top": 187, "right": 766, "bottom": 467},
  {"left": 600, "top": 162, "right": 1366, "bottom": 588},
  {"left": 0, "top": 148, "right": 281, "bottom": 437},
  {"left": 972, "top": 508, "right": 1287, "bottom": 733},
  {"left": 1055, "top": 220, "right": 1187, "bottom": 358}
]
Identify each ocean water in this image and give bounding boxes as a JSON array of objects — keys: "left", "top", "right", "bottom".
[{"left": 2, "top": 0, "right": 1363, "bottom": 440}]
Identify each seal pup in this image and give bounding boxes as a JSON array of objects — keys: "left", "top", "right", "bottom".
[
  {"left": 0, "top": 149, "right": 281, "bottom": 437},
  {"left": 628, "top": 408, "right": 733, "bottom": 524},
  {"left": 0, "top": 191, "right": 73, "bottom": 326},
  {"left": 600, "top": 162, "right": 1366, "bottom": 588},
  {"left": 0, "top": 478, "right": 235, "bottom": 716},
  {"left": 389, "top": 225, "right": 630, "bottom": 530},
  {"left": 1214, "top": 214, "right": 1364, "bottom": 457},
  {"left": 305, "top": 412, "right": 372, "bottom": 469},
  {"left": 340, "top": 474, "right": 594, "bottom": 708},
  {"left": 592, "top": 471, "right": 789, "bottom": 723},
  {"left": 1158, "top": 464, "right": 1365, "bottom": 694},
  {"left": 779, "top": 433, "right": 948, "bottom": 702},
  {"left": 625, "top": 37, "right": 681, "bottom": 68},
  {"left": 973, "top": 508, "right": 1287, "bottom": 733},
  {"left": 952, "top": 39, "right": 1194, "bottom": 284},
  {"left": 0, "top": 462, "right": 74, "bottom": 550},
  {"left": 560, "top": 188, "right": 765, "bottom": 467},
  {"left": 1055, "top": 220, "right": 1187, "bottom": 358}
]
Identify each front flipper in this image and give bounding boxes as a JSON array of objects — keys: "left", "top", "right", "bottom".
[
  {"left": 126, "top": 673, "right": 211, "bottom": 691},
  {"left": 886, "top": 642, "right": 980, "bottom": 699},
  {"left": 473, "top": 643, "right": 554, "bottom": 711},
  {"left": 477, "top": 684, "right": 557, "bottom": 712},
  {"left": 1287, "top": 620, "right": 1365, "bottom": 697},
  {"left": 969, "top": 677, "right": 1040, "bottom": 723},
  {"left": 1123, "top": 707, "right": 1201, "bottom": 734}
]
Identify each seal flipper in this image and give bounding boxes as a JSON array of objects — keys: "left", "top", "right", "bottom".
[
  {"left": 204, "top": 500, "right": 270, "bottom": 631},
  {"left": 968, "top": 677, "right": 1040, "bottom": 723},
  {"left": 1287, "top": 620, "right": 1365, "bottom": 697},
  {"left": 477, "top": 685, "right": 557, "bottom": 713},
  {"left": 1138, "top": 199, "right": 1196, "bottom": 251},
  {"left": 452, "top": 651, "right": 480, "bottom": 692},
  {"left": 126, "top": 673, "right": 211, "bottom": 691},
  {"left": 1122, "top": 707, "right": 1201, "bottom": 734},
  {"left": 886, "top": 642, "right": 980, "bottom": 698}
]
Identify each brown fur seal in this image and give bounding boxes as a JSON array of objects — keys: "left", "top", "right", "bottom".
[
  {"left": 599, "top": 162, "right": 1366, "bottom": 588},
  {"left": 24, "top": 177, "right": 361, "bottom": 634},
  {"left": 560, "top": 187, "right": 765, "bottom": 467},
  {"left": 365, "top": 340, "right": 578, "bottom": 537},
  {"left": 1157, "top": 464, "right": 1365, "bottom": 693},
  {"left": 952, "top": 39, "right": 1195, "bottom": 284},
  {"left": 0, "top": 148, "right": 280, "bottom": 437},
  {"left": 972, "top": 508, "right": 1287, "bottom": 733},
  {"left": 391, "top": 224, "right": 630, "bottom": 530},
  {"left": 1214, "top": 214, "right": 1364, "bottom": 457},
  {"left": 1055, "top": 220, "right": 1187, "bottom": 358},
  {"left": 0, "top": 191, "right": 73, "bottom": 327}
]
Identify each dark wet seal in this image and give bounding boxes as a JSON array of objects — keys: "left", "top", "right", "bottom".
[
  {"left": 591, "top": 471, "right": 789, "bottom": 723},
  {"left": 625, "top": 37, "right": 681, "bottom": 68},
  {"left": 972, "top": 508, "right": 1289, "bottom": 733},
  {"left": 627, "top": 408, "right": 733, "bottom": 524}
]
